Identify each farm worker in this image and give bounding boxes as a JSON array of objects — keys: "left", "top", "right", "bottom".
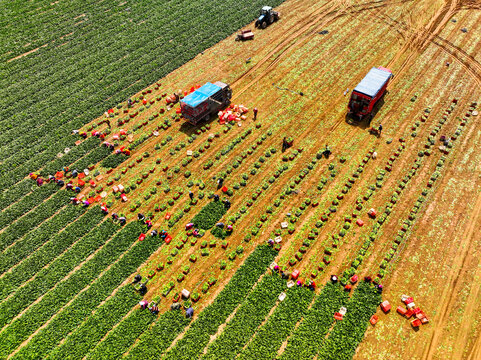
[
  {"left": 70, "top": 197, "right": 79, "bottom": 205},
  {"left": 372, "top": 151, "right": 377, "bottom": 159},
  {"left": 57, "top": 179, "right": 64, "bottom": 187},
  {"left": 267, "top": 239, "right": 274, "bottom": 246},
  {"left": 128, "top": 98, "right": 133, "bottom": 107},
  {"left": 29, "top": 173, "right": 38, "bottom": 180},
  {"left": 227, "top": 224, "right": 233, "bottom": 231},
  {"left": 189, "top": 191, "right": 194, "bottom": 200},
  {"left": 66, "top": 183, "right": 73, "bottom": 191},
  {"left": 282, "top": 137, "right": 288, "bottom": 152},
  {"left": 223, "top": 199, "right": 231, "bottom": 209},
  {"left": 75, "top": 186, "right": 81, "bottom": 193},
  {"left": 112, "top": 213, "right": 119, "bottom": 221},
  {"left": 105, "top": 119, "right": 111, "bottom": 128},
  {"left": 138, "top": 213, "right": 146, "bottom": 222},
  {"left": 62, "top": 166, "right": 70, "bottom": 173},
  {"left": 217, "top": 177, "right": 224, "bottom": 189},
  {"left": 101, "top": 206, "right": 108, "bottom": 214},
  {"left": 80, "top": 132, "right": 87, "bottom": 138},
  {"left": 48, "top": 175, "right": 56, "bottom": 182},
  {"left": 146, "top": 220, "right": 153, "bottom": 229},
  {"left": 378, "top": 124, "right": 383, "bottom": 135},
  {"left": 253, "top": 107, "right": 258, "bottom": 120},
  {"left": 324, "top": 145, "right": 332, "bottom": 156},
  {"left": 193, "top": 229, "right": 199, "bottom": 236},
  {"left": 151, "top": 230, "right": 158, "bottom": 237},
  {"left": 216, "top": 222, "right": 224, "bottom": 228},
  {"left": 82, "top": 200, "right": 90, "bottom": 207},
  {"left": 213, "top": 194, "right": 220, "bottom": 202},
  {"left": 119, "top": 216, "right": 126, "bottom": 226},
  {"left": 36, "top": 177, "right": 44, "bottom": 186}
]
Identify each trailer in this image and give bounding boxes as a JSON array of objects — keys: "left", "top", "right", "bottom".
[
  {"left": 236, "top": 29, "right": 254, "bottom": 41},
  {"left": 348, "top": 67, "right": 392, "bottom": 121},
  {"left": 180, "top": 82, "right": 232, "bottom": 125}
]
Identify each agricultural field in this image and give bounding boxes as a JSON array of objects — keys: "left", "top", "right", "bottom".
[{"left": 2, "top": 0, "right": 481, "bottom": 359}]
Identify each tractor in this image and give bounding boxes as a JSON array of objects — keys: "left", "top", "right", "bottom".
[{"left": 255, "top": 6, "right": 280, "bottom": 29}]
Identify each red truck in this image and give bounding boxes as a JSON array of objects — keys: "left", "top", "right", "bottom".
[{"left": 348, "top": 67, "right": 392, "bottom": 121}]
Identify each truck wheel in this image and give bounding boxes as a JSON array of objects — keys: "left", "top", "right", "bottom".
[
  {"left": 261, "top": 21, "right": 267, "bottom": 29},
  {"left": 255, "top": 20, "right": 259, "bottom": 28}
]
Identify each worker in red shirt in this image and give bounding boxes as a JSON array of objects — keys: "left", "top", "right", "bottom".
[
  {"left": 146, "top": 219, "right": 153, "bottom": 229},
  {"left": 253, "top": 107, "right": 258, "bottom": 120}
]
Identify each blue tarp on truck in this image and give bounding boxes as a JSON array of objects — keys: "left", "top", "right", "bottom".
[
  {"left": 182, "top": 82, "right": 221, "bottom": 108},
  {"left": 353, "top": 67, "right": 392, "bottom": 98}
]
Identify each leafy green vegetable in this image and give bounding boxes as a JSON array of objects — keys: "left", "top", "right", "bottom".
[{"left": 191, "top": 201, "right": 227, "bottom": 230}]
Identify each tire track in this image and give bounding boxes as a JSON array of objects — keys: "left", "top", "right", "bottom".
[{"left": 421, "top": 189, "right": 481, "bottom": 360}]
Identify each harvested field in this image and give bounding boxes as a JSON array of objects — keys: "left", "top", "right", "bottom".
[{"left": 3, "top": 0, "right": 481, "bottom": 359}]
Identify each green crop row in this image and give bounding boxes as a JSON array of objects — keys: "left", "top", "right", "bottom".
[
  {"left": 101, "top": 152, "right": 129, "bottom": 169},
  {"left": 124, "top": 310, "right": 190, "bottom": 360},
  {"left": 47, "top": 286, "right": 141, "bottom": 360},
  {"left": 280, "top": 282, "right": 349, "bottom": 360},
  {"left": 238, "top": 286, "right": 314, "bottom": 360},
  {"left": 85, "top": 308, "right": 159, "bottom": 360},
  {"left": 202, "top": 274, "right": 285, "bottom": 360},
  {"left": 317, "top": 282, "right": 381, "bottom": 360},
  {"left": 39, "top": 136, "right": 101, "bottom": 176},
  {"left": 70, "top": 145, "right": 112, "bottom": 172},
  {"left": 0, "top": 189, "right": 71, "bottom": 252},
  {"left": 0, "top": 136, "right": 106, "bottom": 197},
  {"left": 0, "top": 134, "right": 74, "bottom": 190},
  {"left": 0, "top": 204, "right": 86, "bottom": 294},
  {"left": 0, "top": 219, "right": 118, "bottom": 329},
  {"left": 162, "top": 245, "right": 277, "bottom": 360},
  {"left": 191, "top": 200, "right": 227, "bottom": 230},
  {"left": 0, "top": 182, "right": 58, "bottom": 230},
  {"left": 0, "top": 179, "right": 32, "bottom": 211},
  {"left": 3, "top": 221, "right": 144, "bottom": 359}
]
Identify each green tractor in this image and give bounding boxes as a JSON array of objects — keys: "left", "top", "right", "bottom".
[{"left": 255, "top": 6, "right": 280, "bottom": 29}]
